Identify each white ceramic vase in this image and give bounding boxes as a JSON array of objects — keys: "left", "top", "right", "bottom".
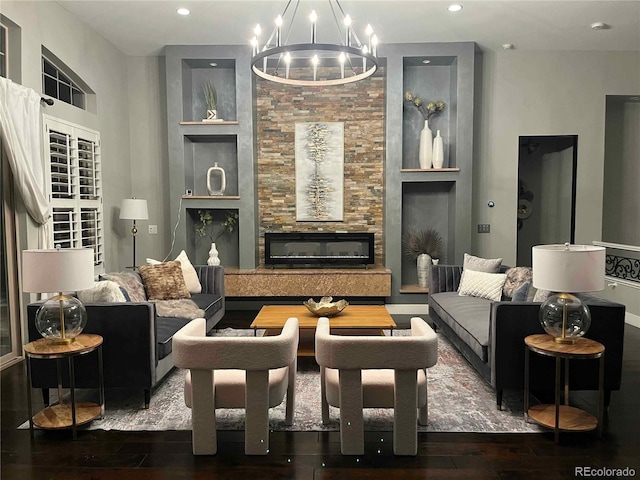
[
  {"left": 207, "top": 162, "right": 226, "bottom": 196},
  {"left": 417, "top": 253, "right": 432, "bottom": 288},
  {"left": 207, "top": 242, "right": 221, "bottom": 266},
  {"left": 432, "top": 130, "right": 444, "bottom": 169},
  {"left": 432, "top": 258, "right": 440, "bottom": 265},
  {"left": 418, "top": 120, "right": 433, "bottom": 169},
  {"left": 206, "top": 109, "right": 217, "bottom": 121}
]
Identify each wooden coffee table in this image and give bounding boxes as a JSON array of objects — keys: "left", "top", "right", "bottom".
[{"left": 251, "top": 305, "right": 397, "bottom": 357}]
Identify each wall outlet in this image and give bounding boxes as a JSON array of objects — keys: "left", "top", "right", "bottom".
[
  {"left": 477, "top": 224, "right": 490, "bottom": 233},
  {"left": 148, "top": 225, "right": 158, "bottom": 235}
]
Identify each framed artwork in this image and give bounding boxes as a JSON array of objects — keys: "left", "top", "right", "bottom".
[{"left": 295, "top": 122, "right": 344, "bottom": 221}]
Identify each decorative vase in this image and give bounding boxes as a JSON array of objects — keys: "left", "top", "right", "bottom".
[
  {"left": 418, "top": 120, "right": 433, "bottom": 169},
  {"left": 432, "top": 258, "right": 440, "bottom": 266},
  {"left": 206, "top": 109, "right": 217, "bottom": 121},
  {"left": 207, "top": 162, "right": 226, "bottom": 196},
  {"left": 417, "top": 253, "right": 432, "bottom": 288},
  {"left": 432, "top": 130, "right": 444, "bottom": 169},
  {"left": 207, "top": 242, "right": 221, "bottom": 266}
]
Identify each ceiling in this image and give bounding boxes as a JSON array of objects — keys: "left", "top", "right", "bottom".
[{"left": 54, "top": 0, "right": 640, "bottom": 57}]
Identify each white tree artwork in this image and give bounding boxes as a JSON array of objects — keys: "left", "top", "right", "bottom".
[{"left": 295, "top": 122, "right": 344, "bottom": 221}]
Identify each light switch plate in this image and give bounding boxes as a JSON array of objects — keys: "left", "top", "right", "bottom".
[{"left": 148, "top": 225, "right": 158, "bottom": 235}]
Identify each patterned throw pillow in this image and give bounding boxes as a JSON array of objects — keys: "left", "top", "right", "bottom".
[
  {"left": 458, "top": 269, "right": 507, "bottom": 302},
  {"left": 146, "top": 250, "right": 202, "bottom": 294},
  {"left": 77, "top": 281, "right": 126, "bottom": 303},
  {"left": 99, "top": 272, "right": 147, "bottom": 302},
  {"left": 138, "top": 261, "right": 191, "bottom": 301},
  {"left": 511, "top": 279, "right": 531, "bottom": 302},
  {"left": 533, "top": 288, "right": 554, "bottom": 303},
  {"left": 503, "top": 266, "right": 533, "bottom": 299}
]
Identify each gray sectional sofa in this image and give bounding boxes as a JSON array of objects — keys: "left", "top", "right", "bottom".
[
  {"left": 428, "top": 264, "right": 626, "bottom": 409},
  {"left": 27, "top": 265, "right": 225, "bottom": 408}
]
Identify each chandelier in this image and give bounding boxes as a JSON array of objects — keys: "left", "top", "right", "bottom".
[{"left": 250, "top": 0, "right": 379, "bottom": 86}]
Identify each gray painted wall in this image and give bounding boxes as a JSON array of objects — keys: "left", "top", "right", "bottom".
[
  {"left": 3, "top": 1, "right": 132, "bottom": 272},
  {"left": 473, "top": 50, "right": 640, "bottom": 266}
]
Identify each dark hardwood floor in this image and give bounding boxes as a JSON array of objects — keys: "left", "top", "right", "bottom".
[{"left": 2, "top": 311, "right": 639, "bottom": 479}]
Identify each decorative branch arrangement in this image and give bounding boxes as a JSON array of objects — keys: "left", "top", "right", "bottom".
[
  {"left": 195, "top": 210, "right": 238, "bottom": 243},
  {"left": 404, "top": 91, "right": 445, "bottom": 121},
  {"left": 403, "top": 228, "right": 443, "bottom": 259}
]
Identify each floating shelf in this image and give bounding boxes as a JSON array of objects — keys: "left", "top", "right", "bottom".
[
  {"left": 399, "top": 284, "right": 429, "bottom": 294},
  {"left": 401, "top": 168, "right": 460, "bottom": 173},
  {"left": 182, "top": 195, "right": 240, "bottom": 200},
  {"left": 180, "top": 121, "right": 239, "bottom": 125}
]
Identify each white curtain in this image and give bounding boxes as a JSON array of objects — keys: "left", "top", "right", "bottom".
[{"left": 0, "top": 77, "right": 52, "bottom": 248}]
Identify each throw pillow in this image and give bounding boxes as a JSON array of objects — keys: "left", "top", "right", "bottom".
[
  {"left": 511, "top": 279, "right": 531, "bottom": 302},
  {"left": 77, "top": 281, "right": 127, "bottom": 303},
  {"left": 458, "top": 269, "right": 507, "bottom": 302},
  {"left": 463, "top": 253, "right": 503, "bottom": 273},
  {"left": 146, "top": 250, "right": 202, "bottom": 294},
  {"left": 138, "top": 261, "right": 191, "bottom": 301},
  {"left": 99, "top": 272, "right": 147, "bottom": 302},
  {"left": 503, "top": 266, "right": 533, "bottom": 299}
]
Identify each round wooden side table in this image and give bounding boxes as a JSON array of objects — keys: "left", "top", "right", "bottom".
[
  {"left": 524, "top": 334, "right": 604, "bottom": 443},
  {"left": 24, "top": 333, "right": 105, "bottom": 439}
]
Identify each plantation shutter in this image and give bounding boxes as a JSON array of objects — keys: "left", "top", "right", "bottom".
[{"left": 43, "top": 115, "right": 103, "bottom": 269}]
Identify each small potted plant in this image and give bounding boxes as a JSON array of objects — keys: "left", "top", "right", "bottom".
[
  {"left": 195, "top": 210, "right": 238, "bottom": 265},
  {"left": 203, "top": 80, "right": 218, "bottom": 121},
  {"left": 403, "top": 229, "right": 443, "bottom": 288}
]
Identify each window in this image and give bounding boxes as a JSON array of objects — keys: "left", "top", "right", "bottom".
[
  {"left": 43, "top": 116, "right": 103, "bottom": 268},
  {"left": 0, "top": 23, "right": 6, "bottom": 78},
  {"left": 42, "top": 56, "right": 85, "bottom": 109}
]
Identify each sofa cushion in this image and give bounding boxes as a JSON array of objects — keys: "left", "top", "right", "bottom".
[
  {"left": 99, "top": 272, "right": 146, "bottom": 302},
  {"left": 429, "top": 292, "right": 491, "bottom": 362},
  {"left": 157, "top": 316, "right": 192, "bottom": 360},
  {"left": 458, "top": 269, "right": 507, "bottom": 302},
  {"left": 192, "top": 293, "right": 223, "bottom": 319},
  {"left": 77, "top": 281, "right": 126, "bottom": 303},
  {"left": 139, "top": 261, "right": 191, "bottom": 300},
  {"left": 511, "top": 279, "right": 532, "bottom": 301}
]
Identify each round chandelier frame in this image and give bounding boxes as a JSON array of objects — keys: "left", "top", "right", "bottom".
[{"left": 250, "top": 0, "right": 379, "bottom": 87}]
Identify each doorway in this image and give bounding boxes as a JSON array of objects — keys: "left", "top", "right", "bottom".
[{"left": 516, "top": 135, "right": 577, "bottom": 266}]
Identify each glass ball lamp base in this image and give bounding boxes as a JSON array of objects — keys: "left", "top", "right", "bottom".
[
  {"left": 35, "top": 294, "right": 88, "bottom": 344},
  {"left": 539, "top": 292, "right": 591, "bottom": 344}
]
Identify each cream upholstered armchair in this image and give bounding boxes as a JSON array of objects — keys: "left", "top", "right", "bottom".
[
  {"left": 173, "top": 317, "right": 299, "bottom": 455},
  {"left": 315, "top": 316, "right": 438, "bottom": 455}
]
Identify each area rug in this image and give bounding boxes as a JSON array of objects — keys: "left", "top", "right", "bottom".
[{"left": 23, "top": 328, "right": 542, "bottom": 433}]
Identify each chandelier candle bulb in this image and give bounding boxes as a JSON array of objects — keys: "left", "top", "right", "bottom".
[
  {"left": 310, "top": 10, "right": 317, "bottom": 43},
  {"left": 372, "top": 35, "right": 378, "bottom": 56},
  {"left": 344, "top": 15, "right": 351, "bottom": 46},
  {"left": 253, "top": 24, "right": 261, "bottom": 51},
  {"left": 275, "top": 15, "right": 283, "bottom": 47},
  {"left": 366, "top": 24, "right": 373, "bottom": 50},
  {"left": 362, "top": 45, "right": 368, "bottom": 71}
]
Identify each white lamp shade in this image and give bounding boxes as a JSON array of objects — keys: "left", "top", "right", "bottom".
[
  {"left": 119, "top": 198, "right": 149, "bottom": 220},
  {"left": 532, "top": 244, "right": 605, "bottom": 293},
  {"left": 22, "top": 248, "right": 95, "bottom": 293}
]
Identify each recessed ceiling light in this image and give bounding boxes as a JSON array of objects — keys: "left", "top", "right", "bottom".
[
  {"left": 590, "top": 22, "right": 610, "bottom": 30},
  {"left": 630, "top": 97, "right": 640, "bottom": 101},
  {"left": 448, "top": 4, "right": 463, "bottom": 12},
  {"left": 502, "top": 43, "right": 515, "bottom": 50},
  {"left": 422, "top": 59, "right": 431, "bottom": 64},
  {"left": 209, "top": 62, "right": 218, "bottom": 67},
  {"left": 177, "top": 8, "right": 190, "bottom": 16}
]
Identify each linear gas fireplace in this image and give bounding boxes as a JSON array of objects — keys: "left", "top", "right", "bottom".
[{"left": 264, "top": 232, "right": 375, "bottom": 267}]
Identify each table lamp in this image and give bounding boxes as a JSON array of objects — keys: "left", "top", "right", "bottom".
[
  {"left": 119, "top": 197, "right": 148, "bottom": 269},
  {"left": 22, "top": 247, "right": 95, "bottom": 344},
  {"left": 532, "top": 243, "right": 605, "bottom": 344}
]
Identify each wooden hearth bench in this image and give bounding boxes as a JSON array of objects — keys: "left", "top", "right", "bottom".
[{"left": 224, "top": 266, "right": 391, "bottom": 297}]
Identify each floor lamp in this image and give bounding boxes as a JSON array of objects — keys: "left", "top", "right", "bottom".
[{"left": 120, "top": 198, "right": 148, "bottom": 269}]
